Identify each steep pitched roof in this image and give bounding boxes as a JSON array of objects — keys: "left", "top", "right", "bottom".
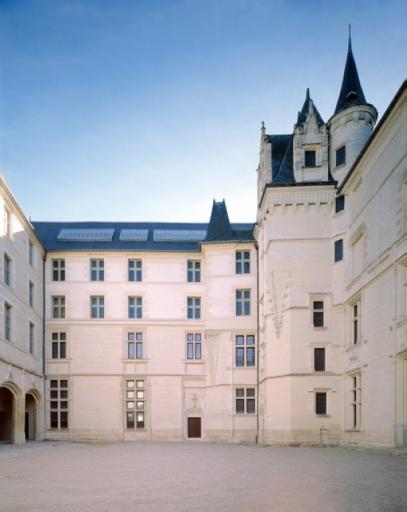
[
  {"left": 297, "top": 88, "right": 324, "bottom": 127},
  {"left": 271, "top": 134, "right": 292, "bottom": 181},
  {"left": 334, "top": 34, "right": 368, "bottom": 115},
  {"left": 205, "top": 200, "right": 235, "bottom": 242}
]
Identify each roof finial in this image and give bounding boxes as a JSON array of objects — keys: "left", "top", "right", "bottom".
[
  {"left": 348, "top": 24, "right": 352, "bottom": 52},
  {"left": 306, "top": 87, "right": 310, "bottom": 100},
  {"left": 261, "top": 120, "right": 266, "bottom": 139}
]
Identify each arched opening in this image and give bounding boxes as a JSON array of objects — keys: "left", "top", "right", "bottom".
[
  {"left": 25, "top": 393, "right": 37, "bottom": 441},
  {"left": 0, "top": 387, "right": 14, "bottom": 442}
]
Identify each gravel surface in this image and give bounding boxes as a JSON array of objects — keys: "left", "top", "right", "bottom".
[{"left": 0, "top": 441, "right": 407, "bottom": 512}]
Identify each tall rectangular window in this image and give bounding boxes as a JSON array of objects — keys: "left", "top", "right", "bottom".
[
  {"left": 128, "top": 259, "right": 142, "bottom": 282},
  {"left": 29, "top": 240, "right": 34, "bottom": 266},
  {"left": 352, "top": 302, "right": 361, "bottom": 344},
  {"left": 235, "top": 388, "right": 256, "bottom": 414},
  {"left": 334, "top": 239, "right": 343, "bottom": 262},
  {"left": 312, "top": 301, "right": 324, "bottom": 327},
  {"left": 186, "top": 333, "right": 202, "bottom": 360},
  {"left": 235, "top": 335, "right": 255, "bottom": 367},
  {"left": 127, "top": 332, "right": 143, "bottom": 359},
  {"left": 335, "top": 195, "right": 345, "bottom": 213},
  {"left": 29, "top": 281, "right": 34, "bottom": 308},
  {"left": 52, "top": 259, "right": 65, "bottom": 281},
  {"left": 125, "top": 379, "right": 145, "bottom": 429},
  {"left": 90, "top": 258, "right": 104, "bottom": 281},
  {"left": 236, "top": 251, "right": 250, "bottom": 274},
  {"left": 304, "top": 150, "right": 316, "bottom": 167},
  {"left": 351, "top": 374, "right": 361, "bottom": 430},
  {"left": 315, "top": 392, "right": 327, "bottom": 415},
  {"left": 187, "top": 260, "right": 201, "bottom": 283},
  {"left": 90, "top": 296, "right": 104, "bottom": 319},
  {"left": 29, "top": 322, "right": 35, "bottom": 354},
  {"left": 187, "top": 297, "right": 201, "bottom": 319},
  {"left": 4, "top": 253, "right": 11, "bottom": 286},
  {"left": 236, "top": 290, "right": 251, "bottom": 316},
  {"left": 4, "top": 303, "right": 12, "bottom": 341},
  {"left": 336, "top": 145, "right": 346, "bottom": 167},
  {"left": 52, "top": 296, "right": 65, "bottom": 319},
  {"left": 51, "top": 332, "right": 67, "bottom": 359},
  {"left": 128, "top": 296, "right": 142, "bottom": 319},
  {"left": 49, "top": 379, "right": 68, "bottom": 429},
  {"left": 314, "top": 348, "right": 326, "bottom": 372}
]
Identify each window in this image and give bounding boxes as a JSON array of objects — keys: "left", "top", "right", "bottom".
[
  {"left": 305, "top": 150, "right": 316, "bottom": 167},
  {"left": 186, "top": 333, "right": 202, "bottom": 360},
  {"left": 312, "top": 300, "right": 324, "bottom": 327},
  {"left": 4, "top": 302, "right": 11, "bottom": 341},
  {"left": 52, "top": 296, "right": 65, "bottom": 319},
  {"left": 334, "top": 239, "right": 343, "bottom": 262},
  {"left": 4, "top": 253, "right": 11, "bottom": 286},
  {"left": 52, "top": 259, "right": 65, "bottom": 281},
  {"left": 350, "top": 374, "right": 361, "bottom": 430},
  {"left": 29, "top": 322, "right": 34, "bottom": 354},
  {"left": 128, "top": 296, "right": 142, "bottom": 319},
  {"left": 127, "top": 332, "right": 143, "bottom": 359},
  {"left": 128, "top": 259, "right": 142, "bottom": 282},
  {"left": 236, "top": 251, "right": 250, "bottom": 274},
  {"left": 187, "top": 297, "right": 201, "bottom": 319},
  {"left": 29, "top": 281, "right": 34, "bottom": 308},
  {"left": 315, "top": 392, "right": 327, "bottom": 415},
  {"left": 4, "top": 207, "right": 10, "bottom": 237},
  {"left": 125, "top": 379, "right": 145, "bottom": 429},
  {"left": 90, "top": 258, "right": 104, "bottom": 281},
  {"left": 51, "top": 332, "right": 66, "bottom": 359},
  {"left": 29, "top": 240, "right": 34, "bottom": 266},
  {"left": 90, "top": 296, "right": 104, "bottom": 319},
  {"left": 187, "top": 260, "right": 201, "bottom": 283},
  {"left": 335, "top": 195, "right": 345, "bottom": 213},
  {"left": 235, "top": 335, "right": 255, "bottom": 367},
  {"left": 235, "top": 387, "right": 256, "bottom": 414},
  {"left": 336, "top": 145, "right": 346, "bottom": 167},
  {"left": 352, "top": 301, "right": 361, "bottom": 344},
  {"left": 49, "top": 379, "right": 68, "bottom": 429},
  {"left": 314, "top": 348, "right": 326, "bottom": 372},
  {"left": 236, "top": 290, "right": 251, "bottom": 316}
]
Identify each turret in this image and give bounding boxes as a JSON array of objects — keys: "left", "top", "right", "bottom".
[{"left": 328, "top": 28, "right": 378, "bottom": 186}]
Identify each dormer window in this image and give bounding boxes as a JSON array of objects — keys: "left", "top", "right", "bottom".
[
  {"left": 336, "top": 146, "right": 346, "bottom": 167},
  {"left": 304, "top": 150, "right": 316, "bottom": 167}
]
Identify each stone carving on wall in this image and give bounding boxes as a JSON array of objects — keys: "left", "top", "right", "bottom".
[
  {"left": 266, "top": 271, "right": 291, "bottom": 338},
  {"left": 206, "top": 330, "right": 223, "bottom": 385}
]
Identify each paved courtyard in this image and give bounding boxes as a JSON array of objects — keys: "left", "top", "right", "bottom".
[{"left": 0, "top": 441, "right": 407, "bottom": 512}]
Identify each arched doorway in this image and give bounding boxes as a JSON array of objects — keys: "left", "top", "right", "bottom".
[
  {"left": 25, "top": 393, "right": 37, "bottom": 441},
  {"left": 0, "top": 387, "right": 14, "bottom": 442}
]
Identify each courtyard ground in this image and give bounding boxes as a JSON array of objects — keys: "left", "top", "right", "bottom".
[{"left": 0, "top": 441, "right": 407, "bottom": 512}]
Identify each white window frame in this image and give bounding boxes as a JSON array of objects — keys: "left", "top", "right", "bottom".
[
  {"left": 350, "top": 373, "right": 362, "bottom": 431},
  {"left": 4, "top": 253, "right": 11, "bottom": 287},
  {"left": 90, "top": 296, "right": 104, "bottom": 319},
  {"left": 29, "top": 322, "right": 35, "bottom": 354},
  {"left": 4, "top": 302, "right": 12, "bottom": 341},
  {"left": 90, "top": 258, "right": 104, "bottom": 282},
  {"left": 187, "top": 260, "right": 201, "bottom": 283},
  {"left": 128, "top": 259, "right": 142, "bottom": 282},
  {"left": 125, "top": 379, "right": 146, "bottom": 430},
  {"left": 52, "top": 259, "right": 65, "bottom": 282},
  {"left": 186, "top": 332, "right": 202, "bottom": 360},
  {"left": 235, "top": 387, "right": 256, "bottom": 414},
  {"left": 52, "top": 296, "right": 65, "bottom": 319},
  {"left": 236, "top": 251, "right": 250, "bottom": 274},
  {"left": 187, "top": 297, "right": 201, "bottom": 320},
  {"left": 29, "top": 280, "right": 34, "bottom": 308},
  {"left": 236, "top": 289, "right": 251, "bottom": 316},
  {"left": 29, "top": 240, "right": 34, "bottom": 266},
  {"left": 235, "top": 334, "right": 256, "bottom": 367},
  {"left": 51, "top": 331, "right": 67, "bottom": 359},
  {"left": 127, "top": 332, "right": 144, "bottom": 359},
  {"left": 128, "top": 296, "right": 142, "bottom": 319},
  {"left": 49, "top": 379, "right": 69, "bottom": 429}
]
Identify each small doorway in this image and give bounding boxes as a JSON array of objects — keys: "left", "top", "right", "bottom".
[
  {"left": 25, "top": 393, "right": 36, "bottom": 441},
  {"left": 187, "top": 417, "right": 201, "bottom": 439},
  {"left": 0, "top": 387, "right": 14, "bottom": 442}
]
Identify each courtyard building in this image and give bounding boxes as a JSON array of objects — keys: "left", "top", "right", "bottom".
[{"left": 1, "top": 37, "right": 406, "bottom": 447}]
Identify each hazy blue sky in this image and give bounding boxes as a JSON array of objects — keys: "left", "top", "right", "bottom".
[{"left": 0, "top": 0, "right": 406, "bottom": 223}]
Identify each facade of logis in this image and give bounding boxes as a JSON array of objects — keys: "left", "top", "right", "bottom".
[{"left": 0, "top": 40, "right": 406, "bottom": 447}]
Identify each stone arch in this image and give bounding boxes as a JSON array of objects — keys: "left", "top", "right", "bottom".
[{"left": 0, "top": 381, "right": 22, "bottom": 443}]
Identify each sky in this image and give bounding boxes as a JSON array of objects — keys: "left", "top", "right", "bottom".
[{"left": 0, "top": 0, "right": 406, "bottom": 223}]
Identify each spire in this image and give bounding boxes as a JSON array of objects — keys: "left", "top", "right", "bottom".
[
  {"left": 297, "top": 87, "right": 324, "bottom": 126},
  {"left": 334, "top": 28, "right": 368, "bottom": 115},
  {"left": 205, "top": 200, "right": 235, "bottom": 242}
]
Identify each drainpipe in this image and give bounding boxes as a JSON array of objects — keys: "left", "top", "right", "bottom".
[
  {"left": 42, "top": 251, "right": 47, "bottom": 437},
  {"left": 255, "top": 241, "right": 260, "bottom": 444}
]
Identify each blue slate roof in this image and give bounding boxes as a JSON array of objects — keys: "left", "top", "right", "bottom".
[
  {"left": 206, "top": 200, "right": 235, "bottom": 242},
  {"left": 33, "top": 219, "right": 254, "bottom": 252},
  {"left": 297, "top": 88, "right": 324, "bottom": 127}
]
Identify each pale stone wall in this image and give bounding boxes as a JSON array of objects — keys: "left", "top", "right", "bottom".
[
  {"left": 44, "top": 243, "right": 257, "bottom": 442},
  {"left": 0, "top": 177, "right": 45, "bottom": 443}
]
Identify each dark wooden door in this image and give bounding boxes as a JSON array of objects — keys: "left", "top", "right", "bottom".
[{"left": 187, "top": 417, "right": 201, "bottom": 438}]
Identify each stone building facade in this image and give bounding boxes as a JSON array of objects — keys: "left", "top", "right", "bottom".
[{"left": 1, "top": 38, "right": 406, "bottom": 447}]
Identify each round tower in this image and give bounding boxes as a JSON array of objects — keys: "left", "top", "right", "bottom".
[{"left": 328, "top": 30, "right": 378, "bottom": 186}]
